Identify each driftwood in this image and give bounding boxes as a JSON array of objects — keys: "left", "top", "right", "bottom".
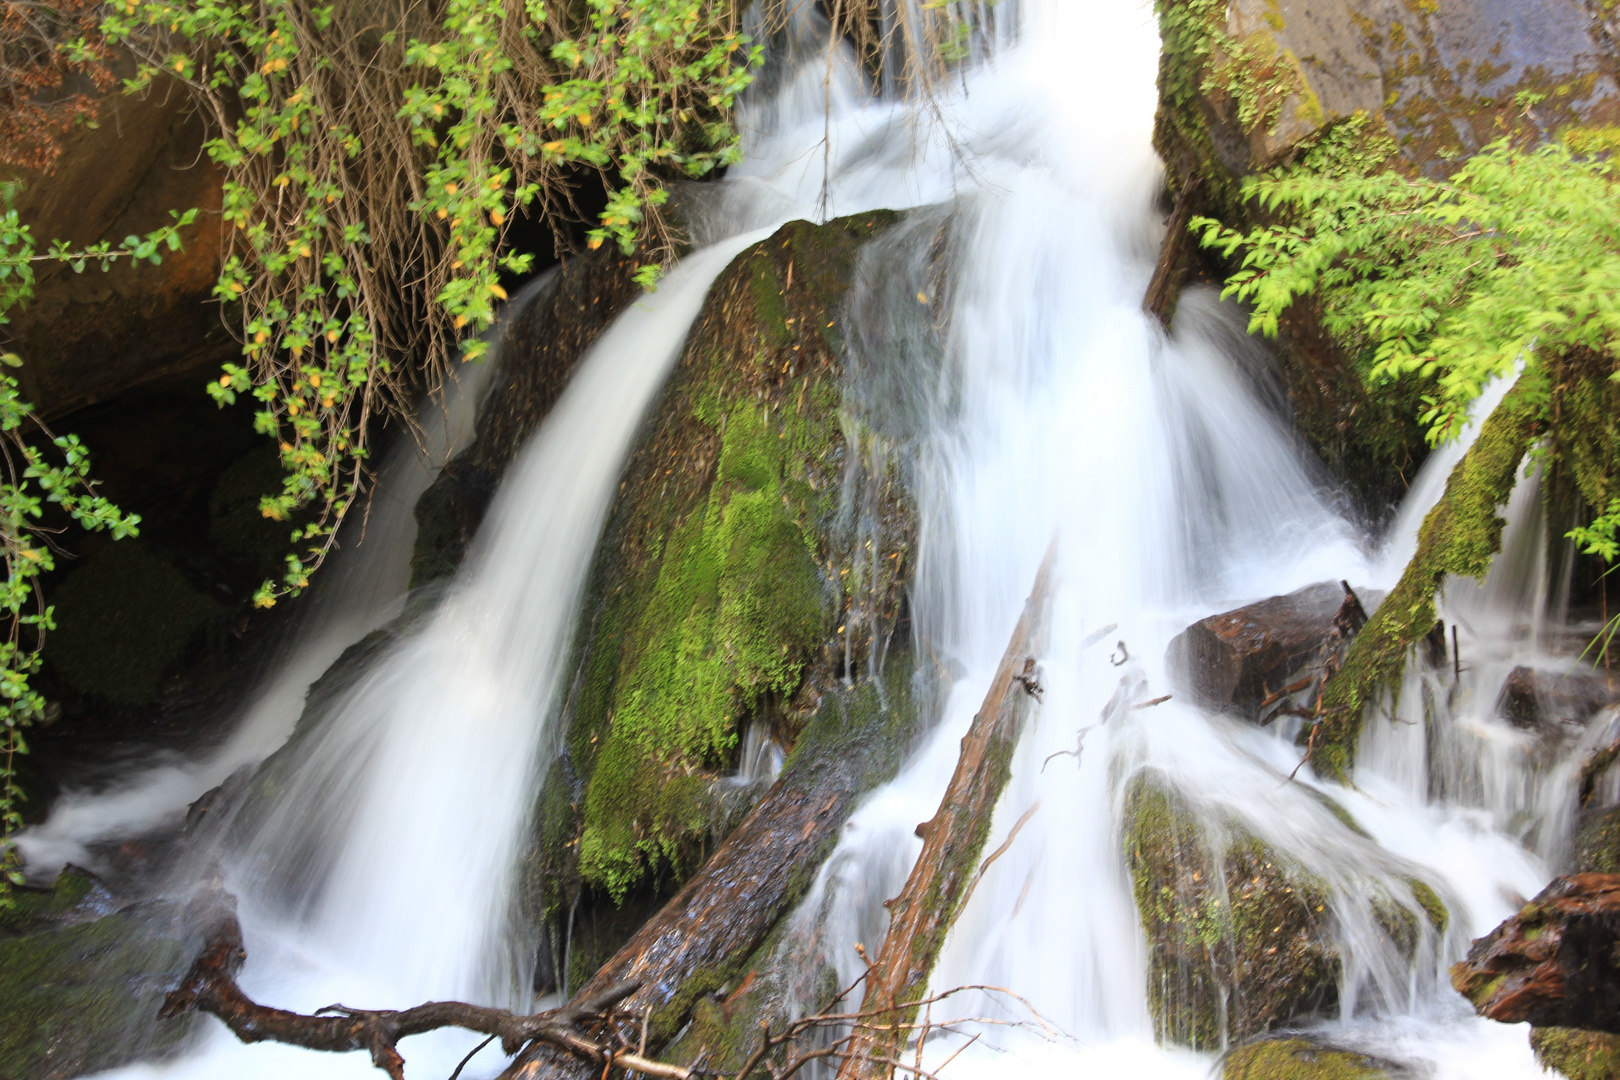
[
  {"left": 159, "top": 890, "right": 687, "bottom": 1079},
  {"left": 1451, "top": 872, "right": 1620, "bottom": 1033},
  {"left": 1143, "top": 176, "right": 1205, "bottom": 328},
  {"left": 835, "top": 547, "right": 1056, "bottom": 1080}
]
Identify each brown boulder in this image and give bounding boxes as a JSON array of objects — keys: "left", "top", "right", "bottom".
[
  {"left": 1166, "top": 581, "right": 1366, "bottom": 717},
  {"left": 1498, "top": 665, "right": 1617, "bottom": 730},
  {"left": 1451, "top": 873, "right": 1620, "bottom": 1033}
]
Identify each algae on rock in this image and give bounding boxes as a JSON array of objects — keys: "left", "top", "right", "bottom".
[
  {"left": 1221, "top": 1036, "right": 1402, "bottom": 1080},
  {"left": 1532, "top": 1026, "right": 1620, "bottom": 1080}
]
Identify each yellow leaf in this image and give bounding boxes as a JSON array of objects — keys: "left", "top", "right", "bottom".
[
  {"left": 326, "top": 330, "right": 339, "bottom": 343},
  {"left": 490, "top": 210, "right": 505, "bottom": 226},
  {"left": 453, "top": 315, "right": 467, "bottom": 329},
  {"left": 490, "top": 283, "right": 508, "bottom": 300},
  {"left": 543, "top": 141, "right": 564, "bottom": 153},
  {"left": 308, "top": 373, "right": 321, "bottom": 388},
  {"left": 445, "top": 182, "right": 459, "bottom": 195},
  {"left": 436, "top": 208, "right": 448, "bottom": 220},
  {"left": 230, "top": 281, "right": 245, "bottom": 294},
  {"left": 219, "top": 374, "right": 233, "bottom": 386},
  {"left": 588, "top": 236, "right": 603, "bottom": 250}
]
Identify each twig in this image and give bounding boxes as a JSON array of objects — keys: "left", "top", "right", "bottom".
[{"left": 957, "top": 801, "right": 1041, "bottom": 914}]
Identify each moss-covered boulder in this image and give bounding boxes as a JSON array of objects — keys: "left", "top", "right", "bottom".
[
  {"left": 0, "top": 867, "right": 191, "bottom": 1079},
  {"left": 1124, "top": 770, "right": 1341, "bottom": 1048},
  {"left": 1221, "top": 1036, "right": 1402, "bottom": 1080},
  {"left": 1532, "top": 1027, "right": 1620, "bottom": 1080},
  {"left": 533, "top": 212, "right": 908, "bottom": 914},
  {"left": 1576, "top": 806, "right": 1620, "bottom": 875},
  {"left": 43, "top": 540, "right": 225, "bottom": 707}
]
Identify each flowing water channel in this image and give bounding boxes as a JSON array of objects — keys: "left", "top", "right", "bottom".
[{"left": 21, "top": 0, "right": 1609, "bottom": 1077}]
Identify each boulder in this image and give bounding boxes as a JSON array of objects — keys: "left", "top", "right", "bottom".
[
  {"left": 1166, "top": 581, "right": 1366, "bottom": 717},
  {"left": 1123, "top": 771, "right": 1341, "bottom": 1048},
  {"left": 1451, "top": 873, "right": 1620, "bottom": 1032},
  {"left": 1531, "top": 1027, "right": 1620, "bottom": 1080},
  {"left": 1498, "top": 665, "right": 1617, "bottom": 730}
]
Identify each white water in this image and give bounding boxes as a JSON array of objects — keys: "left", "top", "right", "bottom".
[{"left": 43, "top": 0, "right": 1607, "bottom": 1076}]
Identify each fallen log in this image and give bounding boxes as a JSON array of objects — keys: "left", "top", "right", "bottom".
[
  {"left": 500, "top": 671, "right": 924, "bottom": 1079},
  {"left": 1451, "top": 872, "right": 1620, "bottom": 1033},
  {"left": 159, "top": 889, "right": 685, "bottom": 1079},
  {"left": 835, "top": 546, "right": 1056, "bottom": 1080}
]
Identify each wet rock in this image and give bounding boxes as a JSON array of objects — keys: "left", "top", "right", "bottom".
[
  {"left": 1165, "top": 581, "right": 1366, "bottom": 717},
  {"left": 1530, "top": 1026, "right": 1620, "bottom": 1080},
  {"left": 0, "top": 867, "right": 191, "bottom": 1079},
  {"left": 1221, "top": 1036, "right": 1404, "bottom": 1080},
  {"left": 1451, "top": 872, "right": 1620, "bottom": 1032},
  {"left": 1498, "top": 665, "right": 1618, "bottom": 730},
  {"left": 1575, "top": 807, "right": 1620, "bottom": 875},
  {"left": 1123, "top": 771, "right": 1341, "bottom": 1049}
]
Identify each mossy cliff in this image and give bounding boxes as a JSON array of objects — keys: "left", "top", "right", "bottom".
[
  {"left": 0, "top": 867, "right": 190, "bottom": 1080},
  {"left": 1531, "top": 1027, "right": 1620, "bottom": 1080},
  {"left": 529, "top": 212, "right": 911, "bottom": 920}
]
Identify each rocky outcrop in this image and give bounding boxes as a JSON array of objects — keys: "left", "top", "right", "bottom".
[
  {"left": 1451, "top": 873, "right": 1620, "bottom": 1033},
  {"left": 1531, "top": 1027, "right": 1620, "bottom": 1080},
  {"left": 1498, "top": 665, "right": 1618, "bottom": 730},
  {"left": 1166, "top": 580, "right": 1366, "bottom": 717}
]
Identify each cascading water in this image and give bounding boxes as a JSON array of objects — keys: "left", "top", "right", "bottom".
[{"left": 37, "top": 0, "right": 1607, "bottom": 1076}]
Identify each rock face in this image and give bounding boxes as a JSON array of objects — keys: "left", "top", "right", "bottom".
[
  {"left": 1531, "top": 1027, "right": 1620, "bottom": 1080},
  {"left": 5, "top": 77, "right": 231, "bottom": 419},
  {"left": 1165, "top": 580, "right": 1364, "bottom": 716},
  {"left": 1451, "top": 873, "right": 1620, "bottom": 1033}
]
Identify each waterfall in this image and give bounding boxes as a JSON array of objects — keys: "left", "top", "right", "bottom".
[{"left": 44, "top": 0, "right": 1601, "bottom": 1077}]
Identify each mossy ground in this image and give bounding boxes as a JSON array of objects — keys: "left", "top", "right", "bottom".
[
  {"left": 1222, "top": 1037, "right": 1399, "bottom": 1080},
  {"left": 0, "top": 869, "right": 190, "bottom": 1079}
]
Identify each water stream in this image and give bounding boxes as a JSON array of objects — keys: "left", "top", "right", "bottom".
[{"left": 21, "top": 0, "right": 1608, "bottom": 1077}]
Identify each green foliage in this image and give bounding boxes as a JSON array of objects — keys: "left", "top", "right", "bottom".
[
  {"left": 0, "top": 188, "right": 177, "bottom": 902},
  {"left": 98, "top": 0, "right": 764, "bottom": 607},
  {"left": 1195, "top": 137, "right": 1619, "bottom": 448}
]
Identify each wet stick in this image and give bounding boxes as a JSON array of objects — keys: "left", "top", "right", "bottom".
[{"left": 835, "top": 543, "right": 1056, "bottom": 1080}]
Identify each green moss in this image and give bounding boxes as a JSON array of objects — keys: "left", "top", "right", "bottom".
[
  {"left": 1408, "top": 878, "right": 1448, "bottom": 934},
  {"left": 1574, "top": 805, "right": 1620, "bottom": 873},
  {"left": 1313, "top": 374, "right": 1540, "bottom": 780},
  {"left": 44, "top": 540, "right": 225, "bottom": 705},
  {"left": 1222, "top": 1038, "right": 1398, "bottom": 1080},
  {"left": 1124, "top": 772, "right": 1340, "bottom": 1049},
  {"left": 1531, "top": 1027, "right": 1620, "bottom": 1080},
  {"left": 207, "top": 444, "right": 293, "bottom": 573}
]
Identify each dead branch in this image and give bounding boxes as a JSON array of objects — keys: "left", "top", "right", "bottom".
[
  {"left": 158, "top": 891, "right": 683, "bottom": 1080},
  {"left": 1143, "top": 176, "right": 1205, "bottom": 328},
  {"left": 836, "top": 544, "right": 1057, "bottom": 1079}
]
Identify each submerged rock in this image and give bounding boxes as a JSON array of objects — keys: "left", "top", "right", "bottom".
[
  {"left": 1165, "top": 581, "right": 1365, "bottom": 717},
  {"left": 1451, "top": 873, "right": 1620, "bottom": 1033},
  {"left": 1221, "top": 1036, "right": 1404, "bottom": 1080}
]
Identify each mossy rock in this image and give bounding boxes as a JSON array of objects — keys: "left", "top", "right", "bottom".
[
  {"left": 0, "top": 869, "right": 191, "bottom": 1079},
  {"left": 541, "top": 212, "right": 909, "bottom": 905},
  {"left": 207, "top": 444, "right": 293, "bottom": 573},
  {"left": 1222, "top": 1037, "right": 1402, "bottom": 1080},
  {"left": 44, "top": 540, "right": 225, "bottom": 706},
  {"left": 1574, "top": 805, "right": 1620, "bottom": 874},
  {"left": 1124, "top": 771, "right": 1340, "bottom": 1048},
  {"left": 1532, "top": 1027, "right": 1620, "bottom": 1080}
]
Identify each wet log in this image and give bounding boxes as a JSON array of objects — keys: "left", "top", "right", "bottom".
[
  {"left": 1451, "top": 873, "right": 1620, "bottom": 1033},
  {"left": 1144, "top": 176, "right": 1205, "bottom": 328},
  {"left": 499, "top": 680, "right": 922, "bottom": 1079},
  {"left": 834, "top": 548, "right": 1056, "bottom": 1080},
  {"left": 1165, "top": 581, "right": 1366, "bottom": 717},
  {"left": 159, "top": 890, "right": 684, "bottom": 1079}
]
